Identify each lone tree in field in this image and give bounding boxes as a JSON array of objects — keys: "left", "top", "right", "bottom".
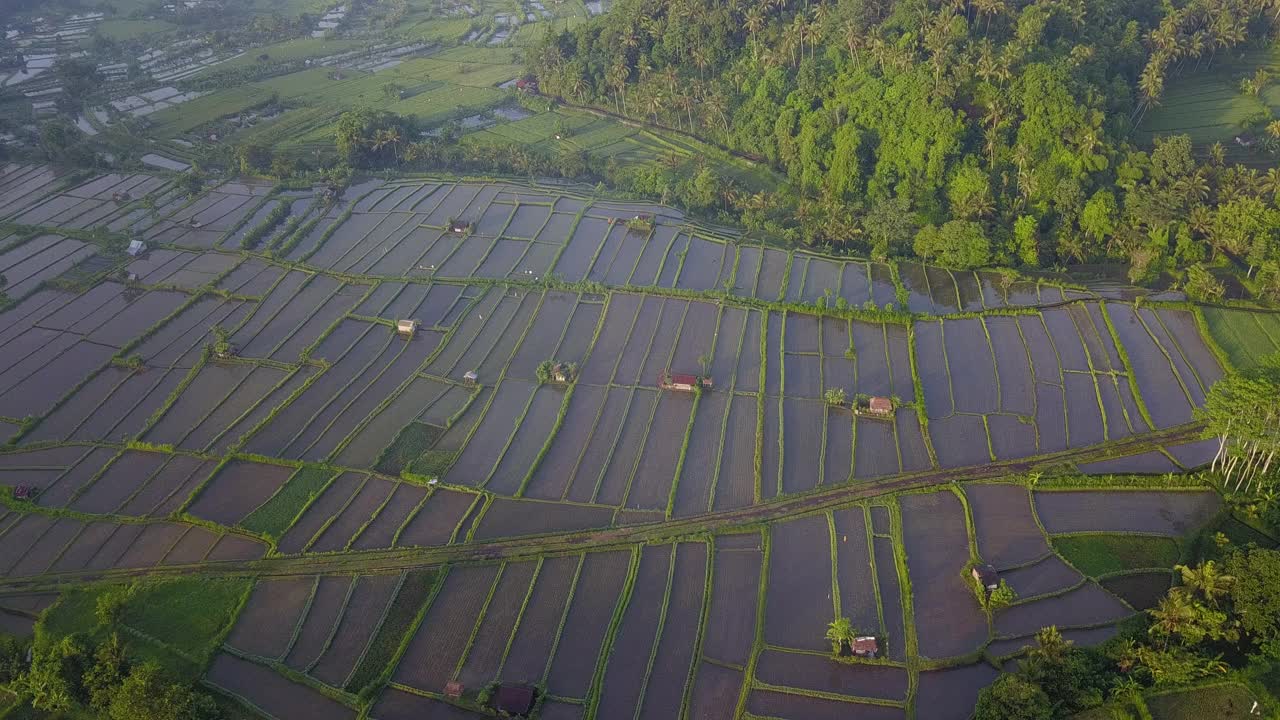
[
  {"left": 825, "top": 617, "right": 856, "bottom": 655},
  {"left": 1198, "top": 352, "right": 1280, "bottom": 494}
]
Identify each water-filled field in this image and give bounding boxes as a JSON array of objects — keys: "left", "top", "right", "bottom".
[{"left": 0, "top": 166, "right": 1236, "bottom": 719}]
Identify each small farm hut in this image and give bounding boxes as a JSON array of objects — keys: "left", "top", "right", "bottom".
[
  {"left": 515, "top": 77, "right": 539, "bottom": 94},
  {"left": 464, "top": 370, "right": 479, "bottom": 385},
  {"left": 126, "top": 239, "right": 146, "bottom": 256},
  {"left": 443, "top": 680, "right": 463, "bottom": 699},
  {"left": 851, "top": 636, "right": 878, "bottom": 658},
  {"left": 494, "top": 684, "right": 535, "bottom": 717},
  {"left": 972, "top": 564, "right": 999, "bottom": 592},
  {"left": 13, "top": 485, "right": 37, "bottom": 500},
  {"left": 396, "top": 319, "right": 418, "bottom": 337},
  {"left": 551, "top": 362, "right": 574, "bottom": 383},
  {"left": 449, "top": 218, "right": 471, "bottom": 233},
  {"left": 868, "top": 397, "right": 892, "bottom": 415},
  {"left": 659, "top": 371, "right": 711, "bottom": 392}
]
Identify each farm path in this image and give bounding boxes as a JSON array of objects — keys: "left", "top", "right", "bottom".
[{"left": 0, "top": 421, "right": 1205, "bottom": 595}]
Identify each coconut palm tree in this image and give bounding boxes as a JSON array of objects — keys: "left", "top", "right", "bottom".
[{"left": 1176, "top": 562, "right": 1234, "bottom": 607}]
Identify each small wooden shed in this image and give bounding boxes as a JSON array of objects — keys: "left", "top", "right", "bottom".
[
  {"left": 851, "top": 636, "right": 878, "bottom": 658},
  {"left": 463, "top": 370, "right": 479, "bottom": 385},
  {"left": 396, "top": 319, "right": 418, "bottom": 337},
  {"left": 494, "top": 684, "right": 535, "bottom": 717},
  {"left": 659, "top": 371, "right": 711, "bottom": 392},
  {"left": 972, "top": 564, "right": 999, "bottom": 592},
  {"left": 443, "top": 680, "right": 463, "bottom": 699}
]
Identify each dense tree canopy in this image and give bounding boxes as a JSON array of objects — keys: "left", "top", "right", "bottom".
[{"left": 527, "top": 0, "right": 1280, "bottom": 284}]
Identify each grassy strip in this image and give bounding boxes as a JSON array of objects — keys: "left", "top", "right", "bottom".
[
  {"left": 351, "top": 566, "right": 444, "bottom": 702},
  {"left": 239, "top": 465, "right": 338, "bottom": 540},
  {"left": 1098, "top": 301, "right": 1158, "bottom": 430},
  {"left": 580, "top": 548, "right": 638, "bottom": 716},
  {"left": 1051, "top": 534, "right": 1182, "bottom": 577},
  {"left": 664, "top": 390, "right": 700, "bottom": 519}
]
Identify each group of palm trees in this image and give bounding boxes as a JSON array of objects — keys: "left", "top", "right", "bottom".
[{"left": 1134, "top": 0, "right": 1267, "bottom": 125}]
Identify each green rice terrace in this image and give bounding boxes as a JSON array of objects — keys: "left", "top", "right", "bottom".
[{"left": 0, "top": 164, "right": 1275, "bottom": 720}]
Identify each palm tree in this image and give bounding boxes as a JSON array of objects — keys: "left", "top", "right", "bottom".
[
  {"left": 745, "top": 7, "right": 766, "bottom": 62},
  {"left": 1176, "top": 562, "right": 1234, "bottom": 607},
  {"left": 1149, "top": 590, "right": 1197, "bottom": 648},
  {"left": 825, "top": 617, "right": 856, "bottom": 654}
]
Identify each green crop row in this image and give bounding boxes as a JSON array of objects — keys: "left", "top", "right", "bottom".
[{"left": 239, "top": 465, "right": 338, "bottom": 540}]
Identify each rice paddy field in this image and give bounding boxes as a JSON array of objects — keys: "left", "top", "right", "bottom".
[{"left": 0, "top": 165, "right": 1254, "bottom": 720}]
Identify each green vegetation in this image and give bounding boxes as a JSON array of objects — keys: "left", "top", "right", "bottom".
[
  {"left": 374, "top": 422, "right": 444, "bottom": 475},
  {"left": 1053, "top": 535, "right": 1182, "bottom": 577},
  {"left": 345, "top": 570, "right": 437, "bottom": 696},
  {"left": 1201, "top": 308, "right": 1280, "bottom": 369},
  {"left": 121, "top": 579, "right": 250, "bottom": 667},
  {"left": 239, "top": 466, "right": 336, "bottom": 539}
]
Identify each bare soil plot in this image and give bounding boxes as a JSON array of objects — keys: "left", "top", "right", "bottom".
[
  {"left": 595, "top": 545, "right": 671, "bottom": 718},
  {"left": 1034, "top": 490, "right": 1221, "bottom": 535},
  {"left": 1154, "top": 308, "right": 1223, "bottom": 392},
  {"left": 546, "top": 550, "right": 632, "bottom": 698},
  {"left": 310, "top": 476, "right": 397, "bottom": 553},
  {"left": 656, "top": 233, "right": 691, "bottom": 287},
  {"left": 1105, "top": 304, "right": 1193, "bottom": 427},
  {"left": 708, "top": 307, "right": 746, "bottom": 387},
  {"left": 188, "top": 460, "right": 296, "bottom": 526},
  {"left": 757, "top": 248, "right": 788, "bottom": 300},
  {"left": 523, "top": 383, "right": 607, "bottom": 501},
  {"left": 1078, "top": 450, "right": 1180, "bottom": 475},
  {"left": 1064, "top": 373, "right": 1105, "bottom": 448},
  {"left": 986, "top": 317, "right": 1035, "bottom": 416},
  {"left": 396, "top": 488, "right": 477, "bottom": 547},
  {"left": 143, "top": 363, "right": 257, "bottom": 446},
  {"left": 501, "top": 554, "right": 579, "bottom": 684},
  {"left": 1137, "top": 307, "right": 1207, "bottom": 406},
  {"left": 351, "top": 484, "right": 428, "bottom": 550},
  {"left": 733, "top": 310, "right": 764, "bottom": 394},
  {"left": 766, "top": 514, "right": 834, "bottom": 651},
  {"left": 629, "top": 226, "right": 678, "bottom": 287},
  {"left": 965, "top": 483, "right": 1050, "bottom": 567},
  {"left": 747, "top": 689, "right": 905, "bottom": 720},
  {"left": 782, "top": 398, "right": 825, "bottom": 495},
  {"left": 371, "top": 689, "right": 486, "bottom": 720},
  {"left": 1000, "top": 554, "right": 1083, "bottom": 598},
  {"left": 930, "top": 414, "right": 991, "bottom": 468},
  {"left": 0, "top": 235, "right": 96, "bottom": 299},
  {"left": 1034, "top": 382, "right": 1068, "bottom": 453},
  {"left": 592, "top": 388, "right": 658, "bottom": 505},
  {"left": 226, "top": 577, "right": 316, "bottom": 660},
  {"left": 1042, "top": 307, "right": 1091, "bottom": 372},
  {"left": 765, "top": 311, "right": 783, "bottom": 396},
  {"left": 84, "top": 524, "right": 146, "bottom": 571},
  {"left": 1164, "top": 438, "right": 1218, "bottom": 469},
  {"left": 311, "top": 573, "right": 400, "bottom": 687},
  {"left": 670, "top": 300, "right": 717, "bottom": 371},
  {"left": 854, "top": 415, "right": 899, "bottom": 479},
  {"left": 1101, "top": 572, "right": 1172, "bottom": 611},
  {"left": 635, "top": 542, "right": 708, "bottom": 719},
  {"left": 114, "top": 522, "right": 188, "bottom": 568},
  {"left": 472, "top": 498, "right": 615, "bottom": 541},
  {"left": 132, "top": 296, "right": 251, "bottom": 368},
  {"left": 626, "top": 391, "right": 694, "bottom": 510},
  {"left": 756, "top": 650, "right": 908, "bottom": 701},
  {"left": 242, "top": 275, "right": 347, "bottom": 358},
  {"left": 926, "top": 266, "right": 962, "bottom": 312},
  {"left": 452, "top": 560, "right": 538, "bottom": 688},
  {"left": 760, "top": 395, "right": 783, "bottom": 501},
  {"left": 987, "top": 624, "right": 1119, "bottom": 658},
  {"left": 177, "top": 365, "right": 293, "bottom": 451},
  {"left": 672, "top": 392, "right": 729, "bottom": 517},
  {"left": 393, "top": 563, "right": 499, "bottom": 693},
  {"left": 30, "top": 447, "right": 117, "bottom": 509},
  {"left": 207, "top": 653, "right": 355, "bottom": 720},
  {"left": 899, "top": 263, "right": 934, "bottom": 313},
  {"left": 207, "top": 366, "right": 320, "bottom": 455},
  {"left": 50, "top": 522, "right": 120, "bottom": 573},
  {"left": 674, "top": 237, "right": 726, "bottom": 292},
  {"left": 832, "top": 508, "right": 880, "bottom": 635},
  {"left": 943, "top": 318, "right": 998, "bottom": 414},
  {"left": 785, "top": 257, "right": 807, "bottom": 303},
  {"left": 785, "top": 313, "right": 821, "bottom": 354},
  {"left": 784, "top": 353, "right": 823, "bottom": 399},
  {"left": 7, "top": 517, "right": 81, "bottom": 577},
  {"left": 823, "top": 409, "right": 854, "bottom": 485},
  {"left": 987, "top": 413, "right": 1038, "bottom": 461},
  {"left": 505, "top": 292, "right": 575, "bottom": 381},
  {"left": 688, "top": 662, "right": 743, "bottom": 720},
  {"left": 900, "top": 491, "right": 988, "bottom": 659},
  {"left": 702, "top": 537, "right": 762, "bottom": 665},
  {"left": 553, "top": 217, "right": 610, "bottom": 281},
  {"left": 0, "top": 338, "right": 115, "bottom": 418},
  {"left": 914, "top": 664, "right": 1000, "bottom": 720},
  {"left": 206, "top": 533, "right": 266, "bottom": 562},
  {"left": 714, "top": 395, "right": 760, "bottom": 511},
  {"left": 486, "top": 385, "right": 567, "bottom": 496},
  {"left": 995, "top": 581, "right": 1132, "bottom": 637},
  {"left": 636, "top": 299, "right": 688, "bottom": 384},
  {"left": 286, "top": 575, "right": 357, "bottom": 671},
  {"left": 218, "top": 259, "right": 285, "bottom": 296},
  {"left": 157, "top": 525, "right": 221, "bottom": 565},
  {"left": 914, "top": 320, "right": 952, "bottom": 419}
]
